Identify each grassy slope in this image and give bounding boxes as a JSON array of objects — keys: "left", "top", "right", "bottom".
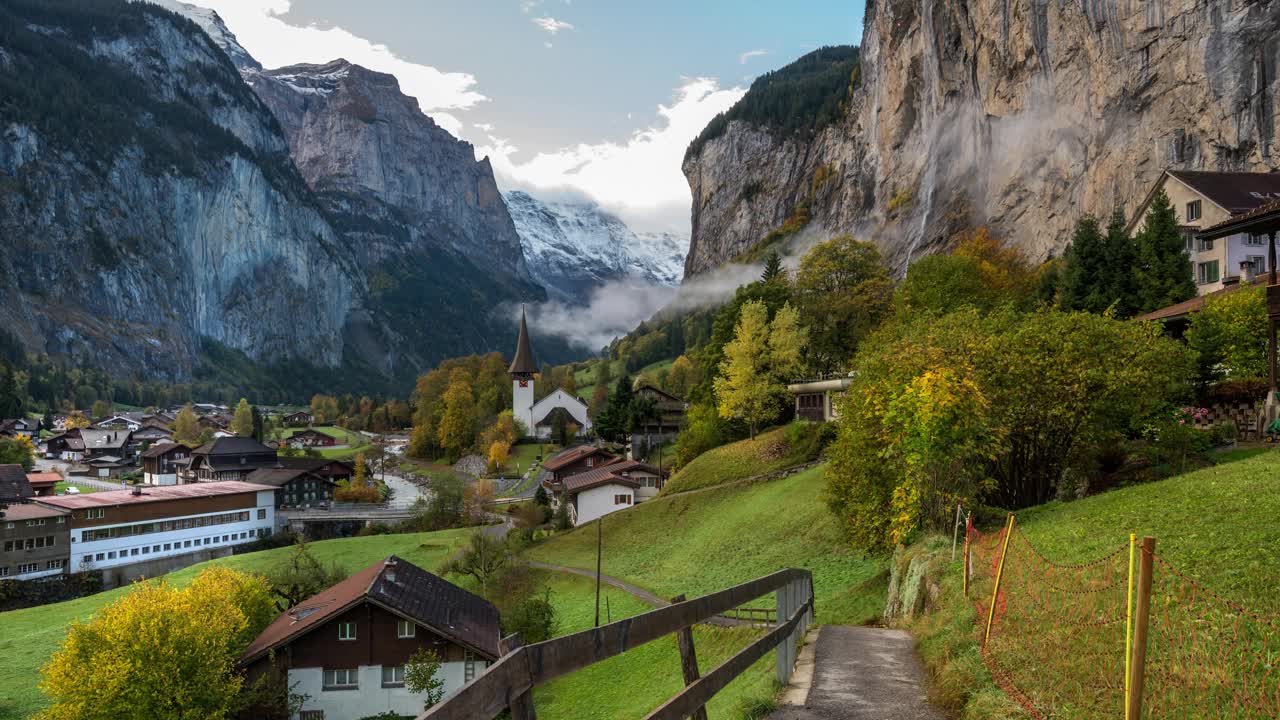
[
  {"left": 531, "top": 570, "right": 776, "bottom": 720},
  {"left": 529, "top": 464, "right": 885, "bottom": 626},
  {"left": 663, "top": 427, "right": 816, "bottom": 495},
  {"left": 908, "top": 447, "right": 1280, "bottom": 719},
  {"left": 0, "top": 530, "right": 472, "bottom": 719}
]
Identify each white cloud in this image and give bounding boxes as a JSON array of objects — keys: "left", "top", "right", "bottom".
[
  {"left": 477, "top": 77, "right": 744, "bottom": 232},
  {"left": 532, "top": 16, "right": 574, "bottom": 34},
  {"left": 186, "top": 0, "right": 484, "bottom": 116},
  {"left": 738, "top": 49, "right": 770, "bottom": 64}
]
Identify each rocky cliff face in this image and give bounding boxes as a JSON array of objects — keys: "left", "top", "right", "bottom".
[
  {"left": 685, "top": 0, "right": 1280, "bottom": 275},
  {"left": 0, "top": 1, "right": 371, "bottom": 381},
  {"left": 505, "top": 190, "right": 686, "bottom": 304}
]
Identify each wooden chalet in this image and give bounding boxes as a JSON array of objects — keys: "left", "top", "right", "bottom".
[
  {"left": 290, "top": 428, "right": 338, "bottom": 448},
  {"left": 182, "top": 437, "right": 278, "bottom": 482}
]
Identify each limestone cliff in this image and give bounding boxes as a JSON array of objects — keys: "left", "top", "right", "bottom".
[{"left": 684, "top": 0, "right": 1280, "bottom": 275}]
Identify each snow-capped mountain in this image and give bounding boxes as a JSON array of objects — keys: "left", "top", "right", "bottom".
[
  {"left": 504, "top": 190, "right": 687, "bottom": 305},
  {"left": 146, "top": 0, "right": 261, "bottom": 70}
]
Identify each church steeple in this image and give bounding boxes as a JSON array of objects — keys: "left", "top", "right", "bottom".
[{"left": 508, "top": 306, "right": 538, "bottom": 377}]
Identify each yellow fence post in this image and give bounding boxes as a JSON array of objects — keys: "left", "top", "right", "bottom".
[
  {"left": 1124, "top": 533, "right": 1136, "bottom": 720},
  {"left": 1127, "top": 537, "right": 1156, "bottom": 720},
  {"left": 983, "top": 513, "right": 1015, "bottom": 649}
]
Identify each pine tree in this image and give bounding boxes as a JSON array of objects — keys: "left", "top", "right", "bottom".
[
  {"left": 230, "top": 398, "right": 254, "bottom": 437},
  {"left": 761, "top": 250, "right": 784, "bottom": 282},
  {"left": 0, "top": 364, "right": 21, "bottom": 419},
  {"left": 1134, "top": 188, "right": 1196, "bottom": 312},
  {"left": 1058, "top": 215, "right": 1107, "bottom": 313},
  {"left": 1103, "top": 208, "right": 1139, "bottom": 318},
  {"left": 768, "top": 303, "right": 807, "bottom": 380},
  {"left": 251, "top": 405, "right": 265, "bottom": 442}
]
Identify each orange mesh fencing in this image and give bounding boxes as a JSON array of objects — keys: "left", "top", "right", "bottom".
[{"left": 964, "top": 518, "right": 1279, "bottom": 719}]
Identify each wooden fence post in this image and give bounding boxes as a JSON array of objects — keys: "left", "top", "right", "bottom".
[
  {"left": 983, "top": 513, "right": 1015, "bottom": 649},
  {"left": 499, "top": 633, "right": 537, "bottom": 720},
  {"left": 1126, "top": 537, "right": 1156, "bottom": 720},
  {"left": 776, "top": 579, "right": 793, "bottom": 683},
  {"left": 670, "top": 595, "right": 709, "bottom": 720}
]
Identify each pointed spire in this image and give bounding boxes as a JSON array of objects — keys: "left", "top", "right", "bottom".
[{"left": 508, "top": 305, "right": 538, "bottom": 376}]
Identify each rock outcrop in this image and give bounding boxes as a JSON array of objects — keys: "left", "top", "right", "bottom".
[{"left": 684, "top": 0, "right": 1280, "bottom": 275}]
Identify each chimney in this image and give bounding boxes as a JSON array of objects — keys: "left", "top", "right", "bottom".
[
  {"left": 131, "top": 484, "right": 142, "bottom": 496},
  {"left": 1242, "top": 259, "right": 1258, "bottom": 284},
  {"left": 384, "top": 558, "right": 397, "bottom": 584}
]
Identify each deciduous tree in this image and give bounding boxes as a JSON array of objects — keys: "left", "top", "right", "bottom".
[
  {"left": 172, "top": 404, "right": 201, "bottom": 445},
  {"left": 444, "top": 531, "right": 509, "bottom": 595},
  {"left": 231, "top": 398, "right": 254, "bottom": 437},
  {"left": 793, "top": 235, "right": 892, "bottom": 372},
  {"left": 405, "top": 648, "right": 446, "bottom": 710},
  {"left": 437, "top": 370, "right": 476, "bottom": 462}
]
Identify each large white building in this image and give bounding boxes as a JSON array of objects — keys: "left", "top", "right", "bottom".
[
  {"left": 37, "top": 481, "right": 276, "bottom": 572},
  {"left": 509, "top": 308, "right": 592, "bottom": 440}
]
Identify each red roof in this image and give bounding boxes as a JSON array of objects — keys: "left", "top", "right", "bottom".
[
  {"left": 1, "top": 502, "right": 70, "bottom": 521},
  {"left": 25, "top": 472, "right": 61, "bottom": 486},
  {"left": 542, "top": 445, "right": 616, "bottom": 472},
  {"left": 561, "top": 462, "right": 640, "bottom": 493},
  {"left": 36, "top": 481, "right": 276, "bottom": 510}
]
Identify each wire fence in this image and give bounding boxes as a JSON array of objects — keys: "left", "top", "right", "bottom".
[{"left": 966, "top": 515, "right": 1280, "bottom": 719}]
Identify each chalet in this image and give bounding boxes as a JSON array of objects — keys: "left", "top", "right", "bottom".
[
  {"left": 94, "top": 414, "right": 143, "bottom": 431},
  {"left": 283, "top": 410, "right": 313, "bottom": 427},
  {"left": 290, "top": 428, "right": 338, "bottom": 449},
  {"left": 141, "top": 442, "right": 192, "bottom": 486},
  {"left": 558, "top": 459, "right": 664, "bottom": 526},
  {"left": 42, "top": 431, "right": 81, "bottom": 461},
  {"left": 243, "top": 465, "right": 336, "bottom": 510},
  {"left": 83, "top": 456, "right": 129, "bottom": 479},
  {"left": 239, "top": 556, "right": 501, "bottom": 720},
  {"left": 274, "top": 456, "right": 355, "bottom": 485},
  {"left": 37, "top": 481, "right": 276, "bottom": 575},
  {"left": 25, "top": 472, "right": 61, "bottom": 497},
  {"left": 541, "top": 445, "right": 619, "bottom": 487},
  {"left": 198, "top": 415, "right": 229, "bottom": 432},
  {"left": 131, "top": 425, "right": 173, "bottom": 445},
  {"left": 78, "top": 429, "right": 133, "bottom": 462},
  {"left": 182, "top": 437, "right": 278, "bottom": 482},
  {"left": 786, "top": 375, "right": 854, "bottom": 422},
  {"left": 0, "top": 418, "right": 39, "bottom": 438},
  {"left": 634, "top": 385, "right": 688, "bottom": 435},
  {"left": 1129, "top": 170, "right": 1280, "bottom": 294},
  {"left": 0, "top": 465, "right": 33, "bottom": 506},
  {"left": 0, "top": 502, "right": 71, "bottom": 580}
]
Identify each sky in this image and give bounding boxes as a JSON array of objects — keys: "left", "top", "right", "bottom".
[{"left": 181, "top": 0, "right": 864, "bottom": 233}]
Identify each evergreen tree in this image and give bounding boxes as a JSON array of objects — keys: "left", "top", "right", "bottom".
[
  {"left": 0, "top": 364, "right": 21, "bottom": 419},
  {"left": 231, "top": 398, "right": 254, "bottom": 437},
  {"left": 1103, "top": 208, "right": 1139, "bottom": 318},
  {"left": 1058, "top": 215, "right": 1108, "bottom": 313},
  {"left": 594, "top": 373, "right": 636, "bottom": 441},
  {"left": 1134, "top": 188, "right": 1196, "bottom": 312},
  {"left": 251, "top": 405, "right": 265, "bottom": 442},
  {"left": 761, "top": 250, "right": 784, "bottom": 282}
]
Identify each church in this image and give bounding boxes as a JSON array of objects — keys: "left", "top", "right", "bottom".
[{"left": 509, "top": 309, "right": 592, "bottom": 440}]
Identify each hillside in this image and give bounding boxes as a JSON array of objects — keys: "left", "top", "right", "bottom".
[
  {"left": 662, "top": 425, "right": 825, "bottom": 495},
  {"left": 683, "top": 0, "right": 1280, "bottom": 276},
  {"left": 0, "top": 530, "right": 472, "bottom": 718}
]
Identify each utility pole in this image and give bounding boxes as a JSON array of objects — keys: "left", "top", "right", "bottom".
[{"left": 594, "top": 515, "right": 603, "bottom": 627}]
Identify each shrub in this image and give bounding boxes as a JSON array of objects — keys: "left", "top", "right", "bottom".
[{"left": 1203, "top": 377, "right": 1268, "bottom": 406}]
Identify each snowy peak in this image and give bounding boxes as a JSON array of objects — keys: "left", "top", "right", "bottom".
[
  {"left": 145, "top": 0, "right": 261, "bottom": 70},
  {"left": 504, "top": 190, "right": 687, "bottom": 304}
]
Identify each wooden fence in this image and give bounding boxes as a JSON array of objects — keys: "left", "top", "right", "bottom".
[{"left": 418, "top": 568, "right": 815, "bottom": 720}]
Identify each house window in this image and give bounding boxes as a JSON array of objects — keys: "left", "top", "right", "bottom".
[
  {"left": 1198, "top": 261, "right": 1221, "bottom": 285},
  {"left": 1196, "top": 237, "right": 1214, "bottom": 252},
  {"left": 85, "top": 509, "right": 104, "bottom": 520},
  {"left": 257, "top": 509, "right": 267, "bottom": 520},
  {"left": 1247, "top": 233, "right": 1267, "bottom": 246},
  {"left": 322, "top": 668, "right": 358, "bottom": 690},
  {"left": 96, "top": 553, "right": 104, "bottom": 561},
  {"left": 107, "top": 551, "right": 116, "bottom": 559},
  {"left": 0, "top": 568, "right": 7, "bottom": 577},
  {"left": 337, "top": 622, "right": 357, "bottom": 641},
  {"left": 614, "top": 494, "right": 632, "bottom": 505},
  {"left": 381, "top": 665, "right": 406, "bottom": 687},
  {"left": 1248, "top": 256, "right": 1267, "bottom": 273},
  {"left": 396, "top": 620, "right": 416, "bottom": 638},
  {"left": 1186, "top": 200, "right": 1202, "bottom": 221},
  {"left": 299, "top": 711, "right": 324, "bottom": 720},
  {"left": 82, "top": 555, "right": 92, "bottom": 563},
  {"left": 17, "top": 563, "right": 38, "bottom": 574},
  {"left": 48, "top": 559, "right": 65, "bottom": 570}
]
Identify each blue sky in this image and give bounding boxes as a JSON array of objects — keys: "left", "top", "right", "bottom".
[{"left": 189, "top": 0, "right": 864, "bottom": 231}]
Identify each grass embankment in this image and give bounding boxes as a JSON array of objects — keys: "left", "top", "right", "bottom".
[
  {"left": 0, "top": 530, "right": 472, "bottom": 719},
  {"left": 501, "top": 442, "right": 547, "bottom": 479},
  {"left": 274, "top": 425, "right": 374, "bottom": 460},
  {"left": 529, "top": 570, "right": 778, "bottom": 719},
  {"left": 908, "top": 447, "right": 1280, "bottom": 719},
  {"left": 663, "top": 426, "right": 822, "bottom": 495}
]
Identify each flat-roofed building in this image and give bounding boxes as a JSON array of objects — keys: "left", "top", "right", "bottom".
[
  {"left": 0, "top": 502, "right": 71, "bottom": 580},
  {"left": 37, "top": 481, "right": 276, "bottom": 573}
]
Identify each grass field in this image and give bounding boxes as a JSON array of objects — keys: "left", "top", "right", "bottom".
[
  {"left": 663, "top": 425, "right": 820, "bottom": 495},
  {"left": 909, "top": 446, "right": 1280, "bottom": 719},
  {"left": 51, "top": 482, "right": 99, "bottom": 494},
  {"left": 529, "top": 464, "right": 886, "bottom": 626},
  {"left": 530, "top": 569, "right": 778, "bottom": 720},
  {"left": 0, "top": 530, "right": 473, "bottom": 719},
  {"left": 501, "top": 442, "right": 550, "bottom": 478}
]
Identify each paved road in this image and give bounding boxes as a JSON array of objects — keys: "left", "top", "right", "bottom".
[{"left": 769, "top": 626, "right": 945, "bottom": 720}]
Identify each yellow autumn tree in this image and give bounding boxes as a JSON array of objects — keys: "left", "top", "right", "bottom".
[
  {"left": 437, "top": 370, "right": 476, "bottom": 462},
  {"left": 172, "top": 404, "right": 201, "bottom": 445},
  {"left": 230, "top": 398, "right": 254, "bottom": 437},
  {"left": 37, "top": 567, "right": 274, "bottom": 720},
  {"left": 64, "top": 411, "right": 90, "bottom": 430},
  {"left": 714, "top": 300, "right": 808, "bottom": 438},
  {"left": 487, "top": 440, "right": 511, "bottom": 474}
]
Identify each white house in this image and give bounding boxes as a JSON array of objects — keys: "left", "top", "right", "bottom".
[
  {"left": 508, "top": 308, "right": 593, "bottom": 440},
  {"left": 560, "top": 459, "right": 664, "bottom": 525}
]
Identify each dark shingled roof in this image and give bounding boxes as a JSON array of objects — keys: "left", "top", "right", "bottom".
[
  {"left": 193, "top": 436, "right": 276, "bottom": 456},
  {"left": 0, "top": 464, "right": 33, "bottom": 504},
  {"left": 243, "top": 466, "right": 335, "bottom": 488},
  {"left": 508, "top": 307, "right": 538, "bottom": 375},
  {"left": 561, "top": 463, "right": 639, "bottom": 493},
  {"left": 239, "top": 556, "right": 500, "bottom": 665},
  {"left": 140, "top": 442, "right": 192, "bottom": 459},
  {"left": 542, "top": 445, "right": 617, "bottom": 472},
  {"left": 1168, "top": 170, "right": 1280, "bottom": 214}
]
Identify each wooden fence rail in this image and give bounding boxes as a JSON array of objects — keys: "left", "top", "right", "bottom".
[{"left": 418, "top": 568, "right": 815, "bottom": 720}]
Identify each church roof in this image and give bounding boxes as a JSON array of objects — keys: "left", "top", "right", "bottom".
[{"left": 509, "top": 307, "right": 538, "bottom": 376}]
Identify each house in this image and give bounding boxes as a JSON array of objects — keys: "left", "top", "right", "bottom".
[
  {"left": 283, "top": 410, "right": 313, "bottom": 427},
  {"left": 94, "top": 414, "right": 143, "bottom": 431},
  {"left": 37, "top": 481, "right": 277, "bottom": 575},
  {"left": 131, "top": 424, "right": 173, "bottom": 445},
  {"left": 290, "top": 428, "right": 338, "bottom": 448},
  {"left": 243, "top": 465, "right": 336, "bottom": 510},
  {"left": 0, "top": 502, "right": 71, "bottom": 580},
  {"left": 239, "top": 556, "right": 501, "bottom": 720},
  {"left": 0, "top": 418, "right": 39, "bottom": 439},
  {"left": 274, "top": 456, "right": 355, "bottom": 484},
  {"left": 43, "top": 431, "right": 83, "bottom": 461},
  {"left": 83, "top": 456, "right": 129, "bottom": 479},
  {"left": 541, "top": 445, "right": 619, "bottom": 487},
  {"left": 785, "top": 375, "right": 854, "bottom": 422},
  {"left": 198, "top": 415, "right": 229, "bottom": 432},
  {"left": 78, "top": 429, "right": 133, "bottom": 462},
  {"left": 25, "top": 473, "right": 61, "bottom": 497},
  {"left": 182, "top": 437, "right": 278, "bottom": 482},
  {"left": 633, "top": 385, "right": 688, "bottom": 435},
  {"left": 1128, "top": 170, "right": 1280, "bottom": 294},
  {"left": 0, "top": 464, "right": 33, "bottom": 506},
  {"left": 141, "top": 442, "right": 192, "bottom": 486},
  {"left": 555, "top": 459, "right": 664, "bottom": 526}
]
